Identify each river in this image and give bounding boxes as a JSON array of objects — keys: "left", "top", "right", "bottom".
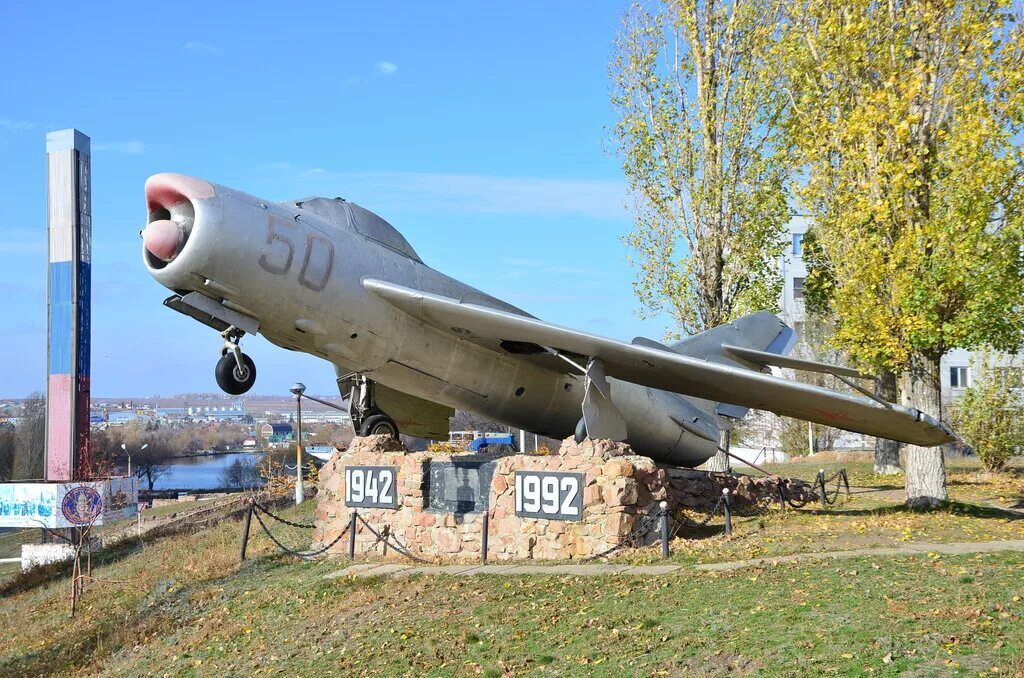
[{"left": 121, "top": 451, "right": 269, "bottom": 491}]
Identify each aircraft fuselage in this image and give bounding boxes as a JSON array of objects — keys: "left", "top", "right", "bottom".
[{"left": 144, "top": 174, "right": 719, "bottom": 465}]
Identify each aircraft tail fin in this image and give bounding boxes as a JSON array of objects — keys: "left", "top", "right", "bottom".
[{"left": 632, "top": 312, "right": 796, "bottom": 420}]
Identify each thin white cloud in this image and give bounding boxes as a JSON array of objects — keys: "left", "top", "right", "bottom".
[
  {"left": 0, "top": 229, "right": 45, "bottom": 254},
  {"left": 0, "top": 241, "right": 45, "bottom": 254},
  {"left": 93, "top": 140, "right": 145, "bottom": 155},
  {"left": 375, "top": 61, "right": 398, "bottom": 76},
  {"left": 0, "top": 118, "right": 38, "bottom": 131},
  {"left": 257, "top": 165, "right": 628, "bottom": 220},
  {"left": 184, "top": 41, "right": 223, "bottom": 54}
]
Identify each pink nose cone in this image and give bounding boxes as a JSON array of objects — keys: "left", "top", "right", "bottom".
[{"left": 142, "top": 219, "right": 184, "bottom": 261}]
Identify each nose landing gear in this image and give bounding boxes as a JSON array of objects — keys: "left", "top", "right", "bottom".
[{"left": 215, "top": 327, "right": 257, "bottom": 395}]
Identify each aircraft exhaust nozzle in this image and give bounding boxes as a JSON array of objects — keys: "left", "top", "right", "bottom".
[{"left": 142, "top": 173, "right": 215, "bottom": 267}]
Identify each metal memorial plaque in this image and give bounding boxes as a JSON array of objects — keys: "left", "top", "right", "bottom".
[
  {"left": 425, "top": 460, "right": 496, "bottom": 514},
  {"left": 344, "top": 466, "right": 399, "bottom": 509},
  {"left": 514, "top": 471, "right": 584, "bottom": 521}
]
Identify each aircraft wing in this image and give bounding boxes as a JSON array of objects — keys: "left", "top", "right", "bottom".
[{"left": 364, "top": 278, "right": 954, "bottom": 447}]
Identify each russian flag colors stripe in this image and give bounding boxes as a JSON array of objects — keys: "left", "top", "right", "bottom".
[{"left": 45, "top": 130, "right": 91, "bottom": 481}]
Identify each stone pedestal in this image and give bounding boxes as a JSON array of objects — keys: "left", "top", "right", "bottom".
[{"left": 314, "top": 435, "right": 814, "bottom": 562}]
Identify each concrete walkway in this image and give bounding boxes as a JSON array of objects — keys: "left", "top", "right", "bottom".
[
  {"left": 692, "top": 539, "right": 1024, "bottom": 571},
  {"left": 323, "top": 562, "right": 683, "bottom": 579},
  {"left": 322, "top": 539, "right": 1024, "bottom": 579}
]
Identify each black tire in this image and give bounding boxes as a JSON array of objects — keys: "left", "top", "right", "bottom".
[
  {"left": 574, "top": 417, "right": 588, "bottom": 443},
  {"left": 359, "top": 414, "right": 399, "bottom": 439},
  {"left": 215, "top": 353, "right": 256, "bottom": 395}
]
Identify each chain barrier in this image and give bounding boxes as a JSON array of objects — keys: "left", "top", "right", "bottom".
[
  {"left": 714, "top": 446, "right": 850, "bottom": 512},
  {"left": 669, "top": 492, "right": 726, "bottom": 538},
  {"left": 252, "top": 501, "right": 317, "bottom": 529},
  {"left": 585, "top": 508, "right": 666, "bottom": 561},
  {"left": 250, "top": 505, "right": 349, "bottom": 560},
  {"left": 818, "top": 469, "right": 849, "bottom": 506},
  {"left": 355, "top": 514, "right": 435, "bottom": 564},
  {"left": 778, "top": 478, "right": 813, "bottom": 509}
]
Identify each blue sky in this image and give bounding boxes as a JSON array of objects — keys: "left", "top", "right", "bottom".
[{"left": 0, "top": 0, "right": 672, "bottom": 398}]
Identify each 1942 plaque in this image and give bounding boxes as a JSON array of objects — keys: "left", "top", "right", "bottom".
[{"left": 345, "top": 466, "right": 399, "bottom": 509}]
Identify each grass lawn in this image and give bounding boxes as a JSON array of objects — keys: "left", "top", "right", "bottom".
[
  {"left": 0, "top": 495, "right": 241, "bottom": 581},
  {"left": 0, "top": 457, "right": 1022, "bottom": 676},
  {"left": 648, "top": 456, "right": 1024, "bottom": 567}
]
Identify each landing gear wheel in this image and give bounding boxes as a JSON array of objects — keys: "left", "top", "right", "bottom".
[
  {"left": 574, "top": 417, "right": 588, "bottom": 444},
  {"left": 215, "top": 353, "right": 256, "bottom": 395},
  {"left": 359, "top": 414, "right": 399, "bottom": 439}
]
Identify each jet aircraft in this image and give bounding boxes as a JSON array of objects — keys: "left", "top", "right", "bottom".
[{"left": 141, "top": 173, "right": 954, "bottom": 467}]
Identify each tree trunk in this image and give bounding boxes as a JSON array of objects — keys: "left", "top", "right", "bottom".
[
  {"left": 704, "top": 426, "right": 731, "bottom": 472},
  {"left": 901, "top": 354, "right": 946, "bottom": 508},
  {"left": 873, "top": 370, "right": 902, "bottom": 475}
]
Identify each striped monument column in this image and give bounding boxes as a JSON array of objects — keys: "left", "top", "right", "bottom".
[{"left": 45, "top": 129, "right": 91, "bottom": 482}]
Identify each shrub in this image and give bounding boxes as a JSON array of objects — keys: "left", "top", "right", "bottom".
[
  {"left": 427, "top": 442, "right": 466, "bottom": 455},
  {"left": 950, "top": 356, "right": 1024, "bottom": 472}
]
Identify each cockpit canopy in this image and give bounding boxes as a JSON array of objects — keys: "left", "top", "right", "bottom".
[{"left": 283, "top": 196, "right": 423, "bottom": 263}]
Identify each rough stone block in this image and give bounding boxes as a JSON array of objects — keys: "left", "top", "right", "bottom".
[
  {"left": 435, "top": 529, "right": 461, "bottom": 553},
  {"left": 492, "top": 474, "right": 508, "bottom": 495},
  {"left": 603, "top": 459, "right": 633, "bottom": 478},
  {"left": 413, "top": 512, "right": 436, "bottom": 528},
  {"left": 605, "top": 478, "right": 639, "bottom": 506},
  {"left": 602, "top": 513, "right": 632, "bottom": 538}
]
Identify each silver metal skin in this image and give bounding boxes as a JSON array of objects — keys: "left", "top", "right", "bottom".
[{"left": 143, "top": 173, "right": 956, "bottom": 468}]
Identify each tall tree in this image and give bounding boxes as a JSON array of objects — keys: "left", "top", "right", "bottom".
[
  {"left": 803, "top": 230, "right": 902, "bottom": 474},
  {"left": 783, "top": 0, "right": 1024, "bottom": 506},
  {"left": 13, "top": 393, "right": 45, "bottom": 480},
  {"left": 132, "top": 433, "right": 176, "bottom": 491},
  {"left": 610, "top": 0, "right": 792, "bottom": 470},
  {"left": 0, "top": 424, "right": 15, "bottom": 481}
]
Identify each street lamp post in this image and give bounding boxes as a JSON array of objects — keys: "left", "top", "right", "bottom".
[
  {"left": 120, "top": 442, "right": 148, "bottom": 478},
  {"left": 290, "top": 383, "right": 306, "bottom": 505}
]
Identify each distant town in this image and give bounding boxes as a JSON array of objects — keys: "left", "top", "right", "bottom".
[
  {"left": 1, "top": 393, "right": 351, "bottom": 432},
  {"left": 0, "top": 394, "right": 360, "bottom": 488}
]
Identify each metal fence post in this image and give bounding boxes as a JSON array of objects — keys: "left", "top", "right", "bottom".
[
  {"left": 841, "top": 469, "right": 851, "bottom": 497},
  {"left": 348, "top": 511, "right": 358, "bottom": 560},
  {"left": 817, "top": 469, "right": 827, "bottom": 507},
  {"left": 659, "top": 501, "right": 669, "bottom": 559},
  {"left": 239, "top": 500, "right": 253, "bottom": 563},
  {"left": 481, "top": 512, "right": 489, "bottom": 561},
  {"left": 722, "top": 489, "right": 732, "bottom": 535}
]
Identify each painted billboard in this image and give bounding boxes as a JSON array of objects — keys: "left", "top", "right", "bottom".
[{"left": 0, "top": 478, "right": 138, "bottom": 529}]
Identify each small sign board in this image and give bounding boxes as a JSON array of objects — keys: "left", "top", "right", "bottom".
[
  {"left": 344, "top": 466, "right": 399, "bottom": 509},
  {"left": 514, "top": 471, "right": 583, "bottom": 521},
  {"left": 425, "top": 460, "right": 496, "bottom": 514}
]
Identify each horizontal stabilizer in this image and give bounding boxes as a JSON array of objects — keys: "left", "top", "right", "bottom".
[{"left": 721, "top": 344, "right": 867, "bottom": 380}]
